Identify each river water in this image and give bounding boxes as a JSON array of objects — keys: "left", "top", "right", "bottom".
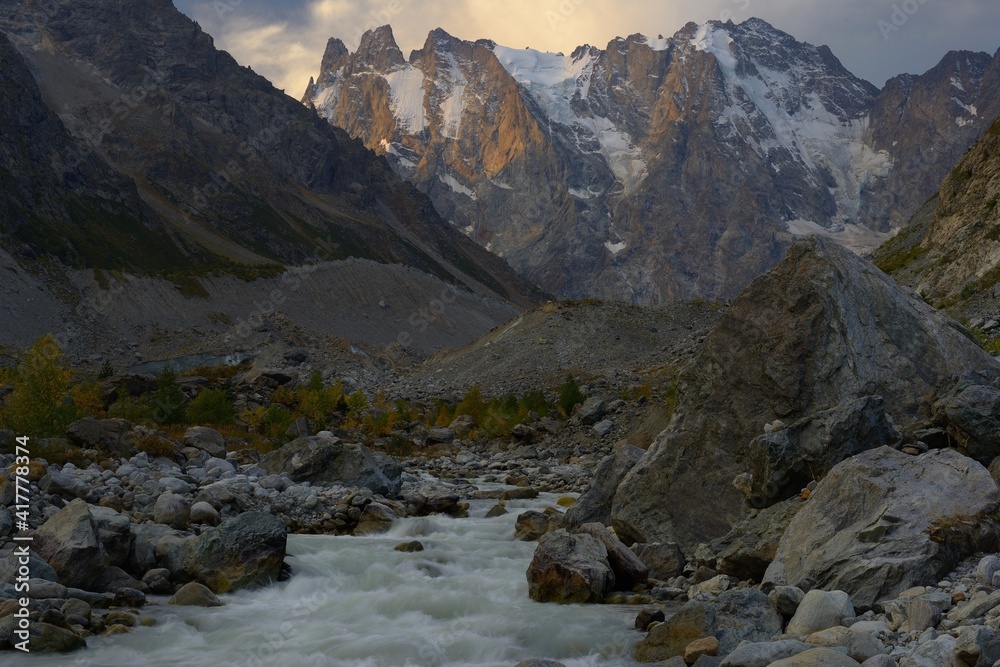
[{"left": 23, "top": 495, "right": 643, "bottom": 666}]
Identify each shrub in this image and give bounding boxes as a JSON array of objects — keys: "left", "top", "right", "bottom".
[
  {"left": 187, "top": 389, "right": 235, "bottom": 425},
  {"left": 263, "top": 404, "right": 293, "bottom": 440},
  {"left": 98, "top": 360, "right": 115, "bottom": 379},
  {"left": 558, "top": 374, "right": 584, "bottom": 417},
  {"left": 0, "top": 334, "right": 76, "bottom": 436},
  {"left": 149, "top": 367, "right": 186, "bottom": 425},
  {"left": 346, "top": 389, "right": 368, "bottom": 414},
  {"left": 133, "top": 433, "right": 176, "bottom": 458},
  {"left": 455, "top": 386, "right": 487, "bottom": 423},
  {"left": 108, "top": 386, "right": 150, "bottom": 422},
  {"left": 70, "top": 381, "right": 106, "bottom": 419}
]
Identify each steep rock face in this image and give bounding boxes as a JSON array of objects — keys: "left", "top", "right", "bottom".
[
  {"left": 308, "top": 19, "right": 998, "bottom": 302},
  {"left": 865, "top": 50, "right": 1000, "bottom": 230},
  {"left": 0, "top": 32, "right": 171, "bottom": 265},
  {"left": 0, "top": 0, "right": 542, "bottom": 309},
  {"left": 875, "top": 117, "right": 1000, "bottom": 319},
  {"left": 610, "top": 236, "right": 998, "bottom": 551}
]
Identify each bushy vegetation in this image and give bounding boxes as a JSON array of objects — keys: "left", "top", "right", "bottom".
[
  {"left": 187, "top": 389, "right": 235, "bottom": 425},
  {"left": 558, "top": 374, "right": 584, "bottom": 417},
  {"left": 0, "top": 334, "right": 77, "bottom": 437},
  {"left": 148, "top": 367, "right": 187, "bottom": 425},
  {"left": 428, "top": 385, "right": 555, "bottom": 438}
]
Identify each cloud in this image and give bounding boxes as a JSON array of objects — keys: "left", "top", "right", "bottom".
[{"left": 174, "top": 0, "right": 999, "bottom": 97}]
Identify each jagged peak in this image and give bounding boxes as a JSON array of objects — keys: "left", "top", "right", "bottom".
[
  {"left": 422, "top": 27, "right": 462, "bottom": 52},
  {"left": 571, "top": 44, "right": 599, "bottom": 62},
  {"left": 320, "top": 37, "right": 350, "bottom": 73},
  {"left": 355, "top": 24, "right": 405, "bottom": 71}
]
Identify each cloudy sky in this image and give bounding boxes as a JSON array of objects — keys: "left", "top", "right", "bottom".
[{"left": 174, "top": 0, "right": 999, "bottom": 98}]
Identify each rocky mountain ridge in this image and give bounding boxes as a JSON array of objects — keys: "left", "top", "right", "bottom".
[
  {"left": 0, "top": 0, "right": 544, "bottom": 359},
  {"left": 875, "top": 116, "right": 1000, "bottom": 326},
  {"left": 305, "top": 19, "right": 1000, "bottom": 301}
]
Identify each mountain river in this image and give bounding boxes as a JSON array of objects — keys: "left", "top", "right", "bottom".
[{"left": 22, "top": 493, "right": 645, "bottom": 666}]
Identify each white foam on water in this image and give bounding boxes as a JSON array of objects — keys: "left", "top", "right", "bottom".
[{"left": 34, "top": 495, "right": 643, "bottom": 666}]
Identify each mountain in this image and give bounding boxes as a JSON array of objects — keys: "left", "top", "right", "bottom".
[
  {"left": 0, "top": 0, "right": 546, "bottom": 363},
  {"left": 0, "top": 0, "right": 544, "bottom": 359},
  {"left": 305, "top": 20, "right": 1000, "bottom": 301},
  {"left": 874, "top": 116, "right": 1000, "bottom": 322}
]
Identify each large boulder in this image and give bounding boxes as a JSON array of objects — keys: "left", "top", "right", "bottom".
[
  {"left": 259, "top": 435, "right": 403, "bottom": 496},
  {"left": 165, "top": 512, "right": 286, "bottom": 593},
  {"left": 934, "top": 375, "right": 1000, "bottom": 464},
  {"left": 153, "top": 492, "right": 191, "bottom": 529},
  {"left": 632, "top": 542, "right": 686, "bottom": 581},
  {"left": 765, "top": 447, "right": 1000, "bottom": 610},
  {"left": 612, "top": 237, "right": 998, "bottom": 551},
  {"left": 564, "top": 445, "right": 644, "bottom": 529},
  {"left": 66, "top": 418, "right": 135, "bottom": 457},
  {"left": 33, "top": 499, "right": 107, "bottom": 590},
  {"left": 635, "top": 588, "right": 782, "bottom": 662},
  {"left": 39, "top": 471, "right": 90, "bottom": 500},
  {"left": 183, "top": 426, "right": 226, "bottom": 458},
  {"left": 786, "top": 590, "right": 855, "bottom": 636},
  {"left": 576, "top": 523, "right": 649, "bottom": 590},
  {"left": 88, "top": 505, "right": 133, "bottom": 567},
  {"left": 526, "top": 530, "right": 614, "bottom": 603},
  {"left": 696, "top": 498, "right": 804, "bottom": 582},
  {"left": 741, "top": 396, "right": 899, "bottom": 508}
]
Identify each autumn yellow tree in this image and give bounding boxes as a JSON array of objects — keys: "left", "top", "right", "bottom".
[{"left": 1, "top": 334, "right": 76, "bottom": 436}]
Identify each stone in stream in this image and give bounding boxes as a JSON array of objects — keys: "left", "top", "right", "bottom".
[
  {"left": 259, "top": 436, "right": 403, "bottom": 496},
  {"left": 169, "top": 582, "right": 224, "bottom": 607},
  {"left": 394, "top": 541, "right": 425, "bottom": 553},
  {"left": 635, "top": 609, "right": 666, "bottom": 631},
  {"left": 485, "top": 503, "right": 508, "bottom": 518},
  {"left": 22, "top": 622, "right": 87, "bottom": 653},
  {"left": 512, "top": 660, "right": 568, "bottom": 667},
  {"left": 526, "top": 530, "right": 614, "bottom": 604},
  {"left": 765, "top": 447, "right": 1000, "bottom": 610},
  {"left": 354, "top": 502, "right": 399, "bottom": 535},
  {"left": 515, "top": 510, "right": 556, "bottom": 541},
  {"left": 164, "top": 512, "right": 287, "bottom": 593},
  {"left": 635, "top": 589, "right": 781, "bottom": 661},
  {"left": 405, "top": 485, "right": 465, "bottom": 517}
]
